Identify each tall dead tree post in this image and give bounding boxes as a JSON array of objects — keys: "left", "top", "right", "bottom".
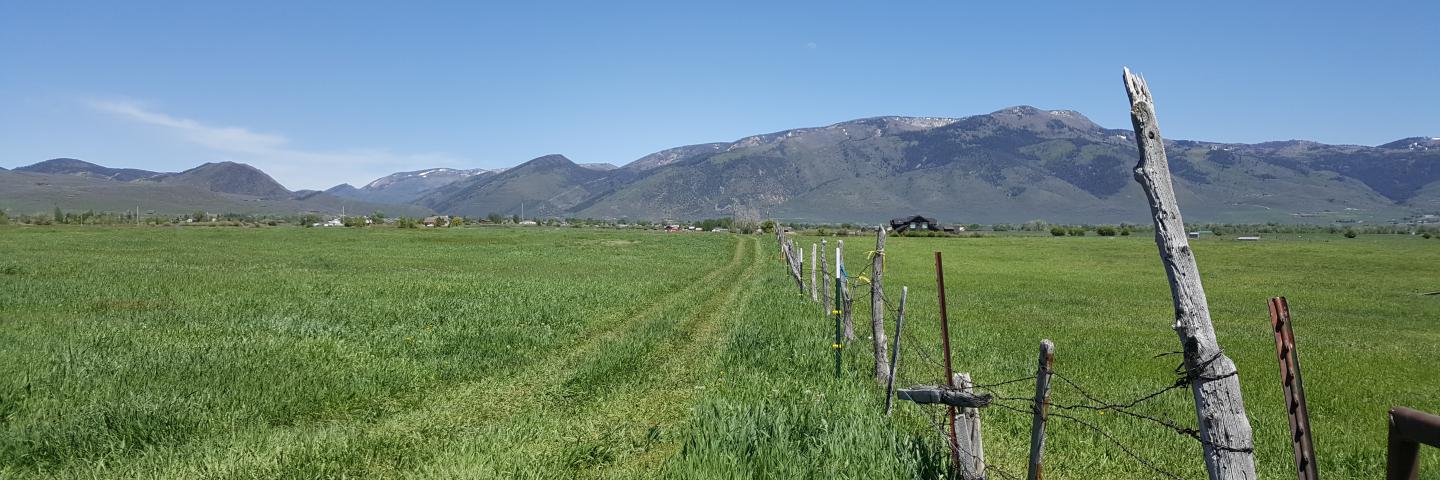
[
  {"left": 1124, "top": 67, "right": 1257, "bottom": 480},
  {"left": 1026, "top": 340, "right": 1054, "bottom": 480},
  {"left": 884, "top": 286, "right": 908, "bottom": 415},
  {"left": 954, "top": 372, "right": 987, "bottom": 480},
  {"left": 839, "top": 240, "right": 855, "bottom": 341},
  {"left": 871, "top": 226, "right": 890, "bottom": 384}
]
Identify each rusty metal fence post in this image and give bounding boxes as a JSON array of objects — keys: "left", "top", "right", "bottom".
[
  {"left": 934, "top": 252, "right": 962, "bottom": 471},
  {"left": 1269, "top": 297, "right": 1319, "bottom": 480},
  {"left": 1388, "top": 407, "right": 1440, "bottom": 480}
]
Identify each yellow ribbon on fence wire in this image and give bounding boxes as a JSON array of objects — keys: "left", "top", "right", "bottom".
[{"left": 832, "top": 343, "right": 844, "bottom": 350}]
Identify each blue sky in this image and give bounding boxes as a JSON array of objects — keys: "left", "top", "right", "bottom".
[{"left": 2, "top": 1, "right": 1436, "bottom": 190}]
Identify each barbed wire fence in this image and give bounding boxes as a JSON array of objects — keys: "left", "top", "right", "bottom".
[{"left": 770, "top": 228, "right": 1248, "bottom": 479}]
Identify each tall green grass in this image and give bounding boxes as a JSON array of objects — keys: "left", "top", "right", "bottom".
[{"left": 1, "top": 226, "right": 1435, "bottom": 478}]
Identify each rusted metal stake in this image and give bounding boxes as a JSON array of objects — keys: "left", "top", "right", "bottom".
[
  {"left": 1269, "top": 297, "right": 1319, "bottom": 480},
  {"left": 934, "top": 252, "right": 961, "bottom": 470},
  {"left": 1027, "top": 340, "right": 1054, "bottom": 480}
]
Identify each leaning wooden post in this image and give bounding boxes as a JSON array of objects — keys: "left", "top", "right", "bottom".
[
  {"left": 811, "top": 243, "right": 819, "bottom": 302},
  {"left": 1124, "top": 67, "right": 1257, "bottom": 480},
  {"left": 955, "top": 372, "right": 987, "bottom": 480},
  {"left": 871, "top": 226, "right": 890, "bottom": 384},
  {"left": 1026, "top": 340, "right": 1054, "bottom": 480},
  {"left": 884, "top": 286, "right": 908, "bottom": 415}
]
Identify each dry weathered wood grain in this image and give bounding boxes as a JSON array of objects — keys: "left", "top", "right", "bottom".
[
  {"left": 871, "top": 226, "right": 890, "bottom": 384},
  {"left": 1124, "top": 66, "right": 1257, "bottom": 480}
]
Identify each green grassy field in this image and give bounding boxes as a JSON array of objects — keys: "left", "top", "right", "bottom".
[{"left": 1, "top": 226, "right": 1436, "bottom": 478}]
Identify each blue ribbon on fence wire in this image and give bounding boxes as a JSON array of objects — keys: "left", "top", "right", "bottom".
[{"left": 839, "top": 262, "right": 849, "bottom": 283}]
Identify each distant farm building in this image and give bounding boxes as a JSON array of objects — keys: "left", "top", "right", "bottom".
[
  {"left": 422, "top": 216, "right": 450, "bottom": 227},
  {"left": 890, "top": 215, "right": 941, "bottom": 234}
]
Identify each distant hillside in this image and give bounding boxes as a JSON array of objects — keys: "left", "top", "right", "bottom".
[
  {"left": 146, "top": 161, "right": 291, "bottom": 198},
  {"left": 414, "top": 107, "right": 1438, "bottom": 223},
  {"left": 16, "top": 158, "right": 160, "bottom": 182},
  {"left": 10, "top": 107, "right": 1438, "bottom": 224},
  {"left": 328, "top": 167, "right": 495, "bottom": 204},
  {"left": 416, "top": 155, "right": 609, "bottom": 217},
  {"left": 0, "top": 162, "right": 431, "bottom": 217}
]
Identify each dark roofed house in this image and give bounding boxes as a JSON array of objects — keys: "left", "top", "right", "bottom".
[{"left": 890, "top": 215, "right": 940, "bottom": 234}]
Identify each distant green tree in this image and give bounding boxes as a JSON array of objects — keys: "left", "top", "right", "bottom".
[
  {"left": 370, "top": 211, "right": 387, "bottom": 224},
  {"left": 53, "top": 207, "right": 65, "bottom": 224},
  {"left": 1068, "top": 227, "right": 1086, "bottom": 236},
  {"left": 299, "top": 213, "right": 322, "bottom": 227},
  {"left": 1422, "top": 233, "right": 1432, "bottom": 239},
  {"left": 1120, "top": 228, "right": 1132, "bottom": 236},
  {"left": 1096, "top": 226, "right": 1118, "bottom": 236},
  {"left": 761, "top": 220, "right": 776, "bottom": 233},
  {"left": 191, "top": 211, "right": 207, "bottom": 222},
  {"left": 487, "top": 212, "right": 503, "bottom": 224},
  {"left": 1343, "top": 229, "right": 1358, "bottom": 238},
  {"left": 451, "top": 216, "right": 465, "bottom": 227},
  {"left": 1050, "top": 227, "right": 1066, "bottom": 237},
  {"left": 511, "top": 214, "right": 521, "bottom": 224},
  {"left": 0, "top": 208, "right": 8, "bottom": 225}
]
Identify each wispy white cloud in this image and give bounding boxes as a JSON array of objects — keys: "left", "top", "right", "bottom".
[{"left": 86, "top": 98, "right": 467, "bottom": 190}]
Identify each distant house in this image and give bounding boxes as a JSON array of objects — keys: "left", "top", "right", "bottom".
[
  {"left": 890, "top": 215, "right": 941, "bottom": 234},
  {"left": 422, "top": 216, "right": 450, "bottom": 227}
]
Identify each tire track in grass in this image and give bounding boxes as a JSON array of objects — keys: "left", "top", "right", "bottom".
[
  {"left": 112, "top": 236, "right": 750, "bottom": 480},
  {"left": 408, "top": 236, "right": 764, "bottom": 478},
  {"left": 572, "top": 235, "right": 768, "bottom": 477}
]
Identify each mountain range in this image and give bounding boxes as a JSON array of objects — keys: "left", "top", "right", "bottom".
[
  {"left": 0, "top": 159, "right": 432, "bottom": 217},
  {"left": 5, "top": 106, "right": 1437, "bottom": 223}
]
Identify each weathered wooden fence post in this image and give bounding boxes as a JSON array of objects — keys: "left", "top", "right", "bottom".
[
  {"left": 1269, "top": 297, "right": 1319, "bottom": 480},
  {"left": 871, "top": 226, "right": 890, "bottom": 384},
  {"left": 820, "top": 239, "right": 831, "bottom": 316},
  {"left": 811, "top": 243, "right": 819, "bottom": 302},
  {"left": 1124, "top": 67, "right": 1257, "bottom": 480},
  {"left": 839, "top": 239, "right": 855, "bottom": 341},
  {"left": 955, "top": 372, "right": 987, "bottom": 480},
  {"left": 1026, "top": 340, "right": 1054, "bottom": 480},
  {"left": 884, "top": 286, "right": 908, "bottom": 415},
  {"left": 781, "top": 232, "right": 806, "bottom": 294}
]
